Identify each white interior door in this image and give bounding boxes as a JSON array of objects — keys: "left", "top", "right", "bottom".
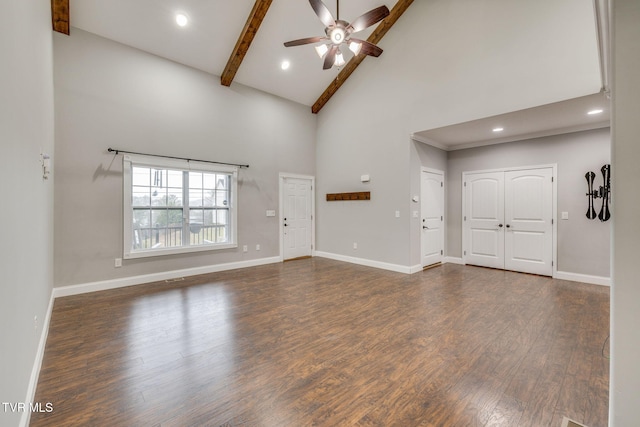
[
  {"left": 421, "top": 170, "right": 444, "bottom": 267},
  {"left": 504, "top": 169, "right": 553, "bottom": 275},
  {"left": 283, "top": 177, "right": 312, "bottom": 260},
  {"left": 464, "top": 167, "right": 554, "bottom": 276},
  {"left": 464, "top": 172, "right": 505, "bottom": 269}
]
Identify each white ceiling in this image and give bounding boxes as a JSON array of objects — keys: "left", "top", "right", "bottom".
[
  {"left": 69, "top": 0, "right": 397, "bottom": 107},
  {"left": 412, "top": 92, "right": 611, "bottom": 150},
  {"left": 68, "top": 0, "right": 610, "bottom": 149}
]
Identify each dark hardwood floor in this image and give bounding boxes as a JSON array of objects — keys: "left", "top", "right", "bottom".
[{"left": 31, "top": 259, "right": 609, "bottom": 427}]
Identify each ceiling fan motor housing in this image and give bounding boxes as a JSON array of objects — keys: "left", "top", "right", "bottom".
[{"left": 326, "top": 20, "right": 350, "bottom": 45}]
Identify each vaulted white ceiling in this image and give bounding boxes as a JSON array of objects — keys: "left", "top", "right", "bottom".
[
  {"left": 70, "top": 0, "right": 397, "bottom": 107},
  {"left": 67, "top": 0, "right": 609, "bottom": 148}
]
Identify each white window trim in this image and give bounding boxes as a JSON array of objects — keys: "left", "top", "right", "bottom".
[{"left": 123, "top": 154, "right": 238, "bottom": 259}]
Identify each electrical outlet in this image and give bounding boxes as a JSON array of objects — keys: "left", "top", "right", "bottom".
[
  {"left": 256, "top": 244, "right": 260, "bottom": 251},
  {"left": 34, "top": 316, "right": 38, "bottom": 331},
  {"left": 243, "top": 245, "right": 248, "bottom": 252},
  {"left": 115, "top": 258, "right": 122, "bottom": 268},
  {"left": 353, "top": 242, "right": 358, "bottom": 250},
  {"left": 395, "top": 210, "right": 400, "bottom": 218}
]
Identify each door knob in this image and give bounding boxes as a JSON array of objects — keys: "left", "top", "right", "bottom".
[
  {"left": 423, "top": 225, "right": 429, "bottom": 229},
  {"left": 498, "top": 224, "right": 503, "bottom": 228},
  {"left": 506, "top": 224, "right": 511, "bottom": 228}
]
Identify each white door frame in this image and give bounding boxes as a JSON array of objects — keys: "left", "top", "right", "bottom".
[
  {"left": 462, "top": 164, "right": 558, "bottom": 277},
  {"left": 421, "top": 167, "right": 445, "bottom": 267},
  {"left": 279, "top": 173, "right": 315, "bottom": 261}
]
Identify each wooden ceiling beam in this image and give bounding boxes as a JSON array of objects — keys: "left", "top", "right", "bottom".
[
  {"left": 221, "top": 0, "right": 273, "bottom": 87},
  {"left": 311, "top": 0, "right": 414, "bottom": 114},
  {"left": 51, "top": 0, "right": 70, "bottom": 35}
]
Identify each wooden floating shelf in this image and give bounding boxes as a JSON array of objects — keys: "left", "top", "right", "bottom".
[{"left": 326, "top": 192, "right": 371, "bottom": 201}]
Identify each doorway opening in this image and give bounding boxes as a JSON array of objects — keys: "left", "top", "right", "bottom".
[
  {"left": 421, "top": 168, "right": 445, "bottom": 268},
  {"left": 279, "top": 173, "right": 315, "bottom": 261},
  {"left": 462, "top": 165, "right": 557, "bottom": 276}
]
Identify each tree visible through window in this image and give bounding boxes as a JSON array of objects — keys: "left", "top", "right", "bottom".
[{"left": 123, "top": 155, "right": 237, "bottom": 258}]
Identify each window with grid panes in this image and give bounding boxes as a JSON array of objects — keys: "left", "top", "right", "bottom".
[{"left": 122, "top": 154, "right": 237, "bottom": 258}]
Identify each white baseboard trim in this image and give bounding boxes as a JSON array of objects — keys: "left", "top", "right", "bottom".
[
  {"left": 314, "top": 251, "right": 413, "bottom": 274},
  {"left": 554, "top": 271, "right": 611, "bottom": 286},
  {"left": 409, "top": 264, "right": 424, "bottom": 274},
  {"left": 53, "top": 256, "right": 282, "bottom": 298},
  {"left": 444, "top": 256, "right": 464, "bottom": 265},
  {"left": 20, "top": 291, "right": 55, "bottom": 427}
]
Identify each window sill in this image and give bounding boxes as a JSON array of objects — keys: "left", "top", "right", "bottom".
[{"left": 124, "top": 242, "right": 237, "bottom": 259}]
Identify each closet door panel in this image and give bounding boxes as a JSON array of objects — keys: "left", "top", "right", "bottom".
[
  {"left": 464, "top": 172, "right": 505, "bottom": 269},
  {"left": 504, "top": 168, "right": 553, "bottom": 276}
]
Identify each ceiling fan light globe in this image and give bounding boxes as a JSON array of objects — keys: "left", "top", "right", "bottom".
[
  {"left": 348, "top": 41, "right": 362, "bottom": 55},
  {"left": 334, "top": 51, "right": 345, "bottom": 67},
  {"left": 315, "top": 44, "right": 329, "bottom": 58}
]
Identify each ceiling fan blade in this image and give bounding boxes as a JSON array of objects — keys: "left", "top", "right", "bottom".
[
  {"left": 284, "top": 36, "right": 327, "bottom": 47},
  {"left": 348, "top": 5, "right": 390, "bottom": 33},
  {"left": 309, "top": 0, "right": 336, "bottom": 28},
  {"left": 349, "top": 38, "right": 383, "bottom": 57},
  {"left": 323, "top": 45, "right": 338, "bottom": 70}
]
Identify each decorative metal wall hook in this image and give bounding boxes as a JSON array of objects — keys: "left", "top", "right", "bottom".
[
  {"left": 585, "top": 164, "right": 611, "bottom": 222},
  {"left": 598, "top": 164, "right": 611, "bottom": 222},
  {"left": 585, "top": 171, "right": 598, "bottom": 219}
]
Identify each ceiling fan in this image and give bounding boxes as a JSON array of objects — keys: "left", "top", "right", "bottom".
[{"left": 284, "top": 0, "right": 390, "bottom": 70}]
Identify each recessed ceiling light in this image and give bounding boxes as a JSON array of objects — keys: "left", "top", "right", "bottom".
[
  {"left": 176, "top": 14, "right": 188, "bottom": 27},
  {"left": 281, "top": 60, "right": 290, "bottom": 70},
  {"left": 588, "top": 109, "right": 604, "bottom": 115},
  {"left": 493, "top": 127, "right": 504, "bottom": 132}
]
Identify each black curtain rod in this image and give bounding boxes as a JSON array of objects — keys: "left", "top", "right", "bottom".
[{"left": 107, "top": 148, "right": 249, "bottom": 169}]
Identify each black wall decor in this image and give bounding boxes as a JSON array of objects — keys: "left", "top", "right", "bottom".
[
  {"left": 585, "top": 164, "right": 611, "bottom": 222},
  {"left": 585, "top": 171, "right": 597, "bottom": 219}
]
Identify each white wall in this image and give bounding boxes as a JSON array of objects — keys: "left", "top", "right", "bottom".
[
  {"left": 610, "top": 0, "right": 640, "bottom": 424},
  {"left": 446, "top": 128, "right": 611, "bottom": 278},
  {"left": 0, "top": 1, "right": 55, "bottom": 426},
  {"left": 53, "top": 30, "right": 316, "bottom": 288},
  {"left": 315, "top": 0, "right": 601, "bottom": 269}
]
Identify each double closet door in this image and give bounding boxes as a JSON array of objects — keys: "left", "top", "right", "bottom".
[{"left": 464, "top": 167, "right": 553, "bottom": 276}]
